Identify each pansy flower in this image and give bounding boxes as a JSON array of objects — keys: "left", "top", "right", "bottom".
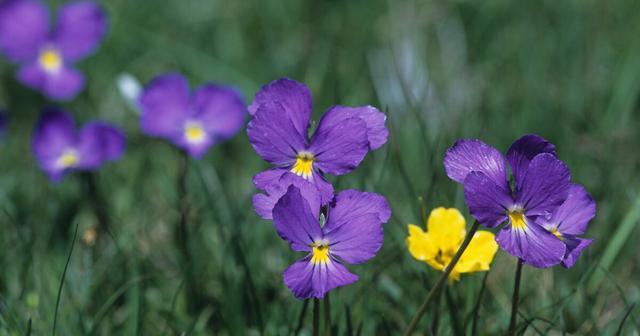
[
  {"left": 407, "top": 207, "right": 498, "bottom": 281},
  {"left": 273, "top": 186, "right": 390, "bottom": 299},
  {"left": 253, "top": 171, "right": 321, "bottom": 220},
  {"left": 32, "top": 108, "right": 125, "bottom": 181},
  {"left": 138, "top": 73, "right": 246, "bottom": 158},
  {"left": 538, "top": 184, "right": 595, "bottom": 268},
  {"left": 0, "top": 0, "right": 107, "bottom": 100},
  {"left": 444, "top": 135, "right": 574, "bottom": 268},
  {"left": 247, "top": 78, "right": 388, "bottom": 204}
]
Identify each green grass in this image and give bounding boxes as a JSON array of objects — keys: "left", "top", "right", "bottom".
[{"left": 1, "top": 0, "right": 640, "bottom": 334}]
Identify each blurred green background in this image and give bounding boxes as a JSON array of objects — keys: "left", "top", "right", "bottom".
[{"left": 1, "top": 0, "right": 640, "bottom": 334}]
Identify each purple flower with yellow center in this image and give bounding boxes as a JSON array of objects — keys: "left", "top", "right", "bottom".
[
  {"left": 444, "top": 134, "right": 580, "bottom": 268},
  {"left": 138, "top": 73, "right": 246, "bottom": 158},
  {"left": 0, "top": 0, "right": 107, "bottom": 100},
  {"left": 32, "top": 108, "right": 125, "bottom": 181},
  {"left": 247, "top": 78, "right": 388, "bottom": 204},
  {"left": 273, "top": 186, "right": 390, "bottom": 299}
]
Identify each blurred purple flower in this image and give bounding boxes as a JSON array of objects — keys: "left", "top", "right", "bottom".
[
  {"left": 32, "top": 108, "right": 125, "bottom": 181},
  {"left": 138, "top": 73, "right": 246, "bottom": 159},
  {"left": 273, "top": 186, "right": 390, "bottom": 299},
  {"left": 444, "top": 134, "right": 581, "bottom": 268},
  {"left": 247, "top": 78, "right": 388, "bottom": 205},
  {"left": 0, "top": 0, "right": 107, "bottom": 100}
]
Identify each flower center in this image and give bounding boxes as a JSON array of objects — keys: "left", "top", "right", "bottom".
[
  {"left": 38, "top": 48, "right": 63, "bottom": 73},
  {"left": 508, "top": 210, "right": 527, "bottom": 230},
  {"left": 56, "top": 149, "right": 79, "bottom": 168},
  {"left": 184, "top": 121, "right": 206, "bottom": 144},
  {"left": 434, "top": 248, "right": 456, "bottom": 269},
  {"left": 291, "top": 151, "right": 315, "bottom": 180},
  {"left": 550, "top": 228, "right": 563, "bottom": 240},
  {"left": 310, "top": 239, "right": 330, "bottom": 265}
]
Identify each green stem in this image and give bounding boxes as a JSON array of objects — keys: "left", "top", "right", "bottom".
[
  {"left": 508, "top": 259, "right": 524, "bottom": 336},
  {"left": 404, "top": 220, "right": 481, "bottom": 336},
  {"left": 52, "top": 225, "right": 78, "bottom": 336},
  {"left": 313, "top": 299, "right": 320, "bottom": 336},
  {"left": 324, "top": 293, "right": 331, "bottom": 336}
]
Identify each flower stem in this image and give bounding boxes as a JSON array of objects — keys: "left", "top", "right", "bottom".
[
  {"left": 508, "top": 259, "right": 524, "bottom": 336},
  {"left": 324, "top": 293, "right": 331, "bottom": 336},
  {"left": 404, "top": 220, "right": 481, "bottom": 336},
  {"left": 313, "top": 298, "right": 320, "bottom": 336}
]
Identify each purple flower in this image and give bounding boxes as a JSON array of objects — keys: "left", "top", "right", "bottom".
[
  {"left": 444, "top": 134, "right": 580, "bottom": 268},
  {"left": 138, "top": 73, "right": 246, "bottom": 158},
  {"left": 273, "top": 186, "right": 390, "bottom": 299},
  {"left": 0, "top": 0, "right": 107, "bottom": 100},
  {"left": 32, "top": 108, "right": 125, "bottom": 181},
  {"left": 247, "top": 78, "right": 388, "bottom": 205}
]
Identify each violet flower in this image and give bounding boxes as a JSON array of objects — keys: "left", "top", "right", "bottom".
[
  {"left": 32, "top": 108, "right": 125, "bottom": 181},
  {"left": 273, "top": 186, "right": 390, "bottom": 299},
  {"left": 0, "top": 0, "right": 107, "bottom": 100},
  {"left": 444, "top": 134, "right": 587, "bottom": 268},
  {"left": 138, "top": 73, "right": 246, "bottom": 158},
  {"left": 247, "top": 78, "right": 388, "bottom": 205}
]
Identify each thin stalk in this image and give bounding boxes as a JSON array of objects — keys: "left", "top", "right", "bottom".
[
  {"left": 430, "top": 289, "right": 441, "bottom": 335},
  {"left": 292, "top": 300, "right": 309, "bottom": 336},
  {"left": 52, "top": 224, "right": 78, "bottom": 336},
  {"left": 470, "top": 271, "right": 490, "bottom": 336},
  {"left": 313, "top": 299, "right": 320, "bottom": 336},
  {"left": 83, "top": 173, "right": 116, "bottom": 242},
  {"left": 324, "top": 293, "right": 331, "bottom": 336},
  {"left": 508, "top": 259, "right": 524, "bottom": 336},
  {"left": 404, "top": 220, "right": 481, "bottom": 336}
]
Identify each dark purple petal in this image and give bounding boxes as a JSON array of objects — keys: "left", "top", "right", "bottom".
[
  {"left": 139, "top": 73, "right": 190, "bottom": 138},
  {"left": 17, "top": 61, "right": 46, "bottom": 90},
  {"left": 283, "top": 257, "right": 358, "bottom": 299},
  {"left": 272, "top": 186, "right": 322, "bottom": 252},
  {"left": 253, "top": 168, "right": 288, "bottom": 191},
  {"left": 325, "top": 190, "right": 391, "bottom": 231},
  {"left": 248, "top": 78, "right": 312, "bottom": 137},
  {"left": 31, "top": 108, "right": 77, "bottom": 178},
  {"left": 496, "top": 220, "right": 566, "bottom": 268},
  {"left": 0, "top": 0, "right": 48, "bottom": 62},
  {"left": 308, "top": 117, "right": 368, "bottom": 175},
  {"left": 506, "top": 134, "right": 556, "bottom": 186},
  {"left": 539, "top": 184, "right": 595, "bottom": 236},
  {"left": 192, "top": 84, "right": 246, "bottom": 141},
  {"left": 317, "top": 105, "right": 388, "bottom": 150},
  {"left": 444, "top": 139, "right": 508, "bottom": 190},
  {"left": 323, "top": 213, "right": 384, "bottom": 264},
  {"left": 463, "top": 171, "right": 514, "bottom": 228},
  {"left": 252, "top": 172, "right": 321, "bottom": 220},
  {"left": 76, "top": 122, "right": 125, "bottom": 168},
  {"left": 53, "top": 1, "right": 107, "bottom": 61},
  {"left": 561, "top": 236, "right": 593, "bottom": 268},
  {"left": 515, "top": 153, "right": 571, "bottom": 217},
  {"left": 247, "top": 101, "right": 305, "bottom": 165}
]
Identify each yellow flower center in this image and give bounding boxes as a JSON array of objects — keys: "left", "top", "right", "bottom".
[
  {"left": 550, "top": 228, "right": 563, "bottom": 240},
  {"left": 433, "top": 248, "right": 456, "bottom": 270},
  {"left": 38, "top": 49, "right": 63, "bottom": 73},
  {"left": 184, "top": 121, "right": 206, "bottom": 144},
  {"left": 508, "top": 210, "right": 527, "bottom": 230},
  {"left": 291, "top": 151, "right": 315, "bottom": 180},
  {"left": 56, "top": 149, "right": 79, "bottom": 168},
  {"left": 310, "top": 240, "right": 330, "bottom": 265}
]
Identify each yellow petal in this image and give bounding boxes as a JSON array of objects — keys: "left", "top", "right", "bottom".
[
  {"left": 455, "top": 231, "right": 498, "bottom": 274},
  {"left": 406, "top": 224, "right": 438, "bottom": 262},
  {"left": 426, "top": 207, "right": 466, "bottom": 253}
]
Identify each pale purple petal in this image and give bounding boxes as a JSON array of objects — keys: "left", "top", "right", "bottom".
[
  {"left": 252, "top": 172, "right": 321, "bottom": 220},
  {"left": 31, "top": 109, "right": 77, "bottom": 177},
  {"left": 317, "top": 105, "right": 388, "bottom": 150},
  {"left": 42, "top": 66, "right": 85, "bottom": 100},
  {"left": 283, "top": 257, "right": 358, "bottom": 300},
  {"left": 272, "top": 186, "right": 322, "bottom": 252},
  {"left": 171, "top": 133, "right": 214, "bottom": 159},
  {"left": 192, "top": 84, "right": 246, "bottom": 141},
  {"left": 506, "top": 134, "right": 556, "bottom": 186},
  {"left": 325, "top": 189, "right": 391, "bottom": 231},
  {"left": 444, "top": 139, "right": 509, "bottom": 190},
  {"left": 540, "top": 184, "right": 595, "bottom": 236},
  {"left": 247, "top": 101, "right": 305, "bottom": 166},
  {"left": 463, "top": 171, "right": 514, "bottom": 228},
  {"left": 139, "top": 73, "right": 190, "bottom": 138},
  {"left": 323, "top": 213, "right": 384, "bottom": 264},
  {"left": 496, "top": 220, "right": 566, "bottom": 268},
  {"left": 17, "top": 61, "right": 46, "bottom": 91},
  {"left": 561, "top": 236, "right": 593, "bottom": 268},
  {"left": 253, "top": 168, "right": 288, "bottom": 191},
  {"left": 77, "top": 122, "right": 125, "bottom": 168},
  {"left": 308, "top": 117, "right": 368, "bottom": 175},
  {"left": 515, "top": 153, "right": 571, "bottom": 218},
  {"left": 248, "top": 78, "right": 312, "bottom": 137},
  {"left": 0, "top": 0, "right": 48, "bottom": 62},
  {"left": 53, "top": 1, "right": 107, "bottom": 61}
]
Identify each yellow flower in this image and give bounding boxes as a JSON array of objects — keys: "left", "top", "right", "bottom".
[{"left": 406, "top": 207, "right": 498, "bottom": 281}]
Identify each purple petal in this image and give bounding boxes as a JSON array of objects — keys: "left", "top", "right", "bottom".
[
  {"left": 272, "top": 186, "right": 322, "bottom": 252},
  {"left": 515, "top": 153, "right": 571, "bottom": 217},
  {"left": 326, "top": 189, "right": 391, "bottom": 230},
  {"left": 248, "top": 78, "right": 312, "bottom": 137},
  {"left": 444, "top": 139, "right": 509, "bottom": 190},
  {"left": 171, "top": 132, "right": 214, "bottom": 159},
  {"left": 19, "top": 62, "right": 86, "bottom": 100},
  {"left": 253, "top": 168, "right": 288, "bottom": 190},
  {"left": 317, "top": 105, "right": 388, "bottom": 150},
  {"left": 53, "top": 1, "right": 107, "bottom": 61},
  {"left": 463, "top": 171, "right": 514, "bottom": 228},
  {"left": 323, "top": 213, "right": 384, "bottom": 264},
  {"left": 246, "top": 101, "right": 305, "bottom": 166},
  {"left": 540, "top": 184, "right": 595, "bottom": 236},
  {"left": 252, "top": 172, "right": 321, "bottom": 220},
  {"left": 192, "top": 84, "right": 246, "bottom": 141},
  {"left": 506, "top": 135, "right": 556, "bottom": 186},
  {"left": 308, "top": 117, "right": 369, "bottom": 175},
  {"left": 311, "top": 173, "right": 335, "bottom": 205},
  {"left": 283, "top": 257, "right": 358, "bottom": 299},
  {"left": 31, "top": 108, "right": 77, "bottom": 177},
  {"left": 139, "top": 73, "right": 190, "bottom": 138},
  {"left": 496, "top": 220, "right": 566, "bottom": 268},
  {"left": 561, "top": 236, "right": 593, "bottom": 268},
  {"left": 0, "top": 0, "right": 48, "bottom": 62},
  {"left": 77, "top": 122, "right": 125, "bottom": 169}
]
